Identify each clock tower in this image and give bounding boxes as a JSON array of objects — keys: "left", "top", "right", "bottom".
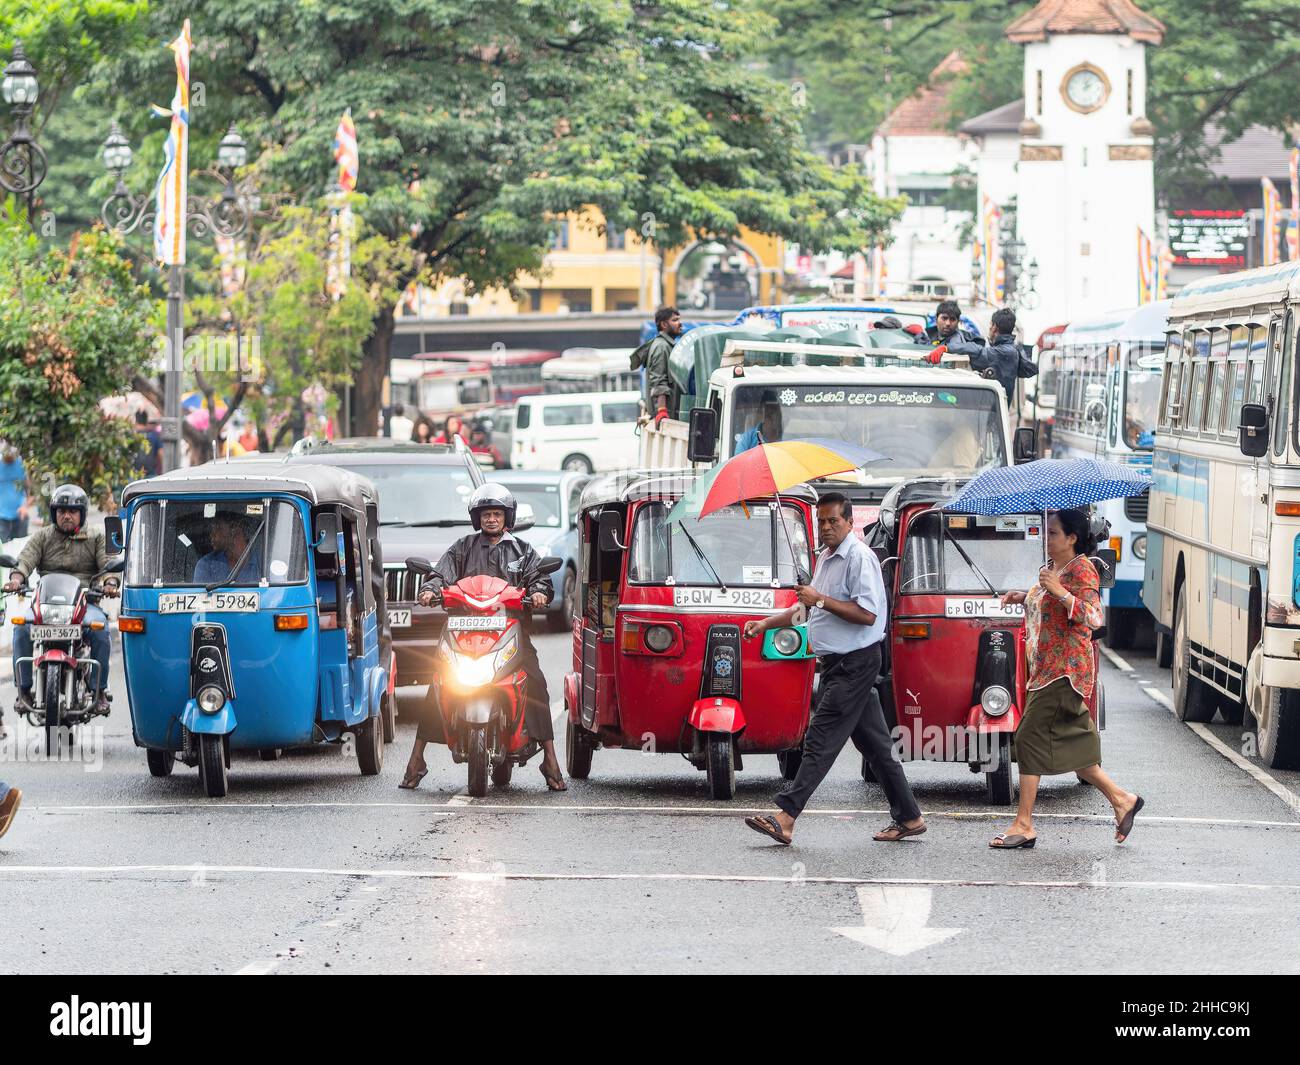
[{"left": 1005, "top": 0, "right": 1165, "bottom": 331}]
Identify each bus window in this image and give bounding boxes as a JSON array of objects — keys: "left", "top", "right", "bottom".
[
  {"left": 1187, "top": 360, "right": 1208, "bottom": 433},
  {"left": 1160, "top": 332, "right": 1183, "bottom": 430},
  {"left": 1274, "top": 313, "right": 1293, "bottom": 456},
  {"left": 1204, "top": 360, "right": 1226, "bottom": 438},
  {"left": 1226, "top": 360, "right": 1247, "bottom": 439},
  {"left": 1247, "top": 325, "right": 1268, "bottom": 405}
]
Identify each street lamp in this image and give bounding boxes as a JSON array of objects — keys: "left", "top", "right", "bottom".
[
  {"left": 100, "top": 121, "right": 255, "bottom": 471},
  {"left": 0, "top": 42, "right": 48, "bottom": 222}
]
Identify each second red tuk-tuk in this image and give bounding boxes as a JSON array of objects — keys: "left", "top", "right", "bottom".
[
  {"left": 865, "top": 479, "right": 1109, "bottom": 803},
  {"left": 564, "top": 471, "right": 818, "bottom": 798}
]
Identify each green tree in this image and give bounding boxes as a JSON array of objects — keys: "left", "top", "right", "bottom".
[
  {"left": 0, "top": 210, "right": 157, "bottom": 505},
  {"left": 101, "top": 0, "right": 903, "bottom": 436}
]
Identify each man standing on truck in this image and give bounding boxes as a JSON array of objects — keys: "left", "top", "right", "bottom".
[
  {"left": 631, "top": 306, "right": 683, "bottom": 426},
  {"left": 930, "top": 306, "right": 1037, "bottom": 405},
  {"left": 917, "top": 300, "right": 978, "bottom": 347}
]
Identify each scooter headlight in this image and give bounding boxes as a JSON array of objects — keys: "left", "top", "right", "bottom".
[
  {"left": 772, "top": 627, "right": 803, "bottom": 656},
  {"left": 197, "top": 685, "right": 226, "bottom": 714},
  {"left": 41, "top": 605, "right": 73, "bottom": 626},
  {"left": 453, "top": 656, "right": 496, "bottom": 689},
  {"left": 1132, "top": 534, "right": 1147, "bottom": 560},
  {"left": 980, "top": 685, "right": 1011, "bottom": 717}
]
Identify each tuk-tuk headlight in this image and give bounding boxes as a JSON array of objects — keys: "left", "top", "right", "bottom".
[
  {"left": 643, "top": 625, "right": 674, "bottom": 653},
  {"left": 981, "top": 685, "right": 1011, "bottom": 717},
  {"left": 772, "top": 628, "right": 803, "bottom": 656},
  {"left": 453, "top": 656, "right": 496, "bottom": 688},
  {"left": 197, "top": 686, "right": 226, "bottom": 714},
  {"left": 1132, "top": 534, "right": 1147, "bottom": 560}
]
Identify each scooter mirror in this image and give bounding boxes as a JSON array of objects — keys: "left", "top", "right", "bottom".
[
  {"left": 103, "top": 557, "right": 126, "bottom": 574},
  {"left": 104, "top": 515, "right": 125, "bottom": 554},
  {"left": 537, "top": 556, "right": 563, "bottom": 576},
  {"left": 405, "top": 556, "right": 433, "bottom": 575},
  {"left": 0, "top": 553, "right": 17, "bottom": 568},
  {"left": 597, "top": 511, "right": 625, "bottom": 552}
]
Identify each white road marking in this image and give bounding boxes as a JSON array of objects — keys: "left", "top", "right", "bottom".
[
  {"left": 1186, "top": 723, "right": 1300, "bottom": 817},
  {"left": 831, "top": 885, "right": 964, "bottom": 957},
  {"left": 1, "top": 862, "right": 1298, "bottom": 893},
  {"left": 1099, "top": 644, "right": 1134, "bottom": 673},
  {"left": 23, "top": 800, "right": 1299, "bottom": 829},
  {"left": 1143, "top": 685, "right": 1174, "bottom": 711}
]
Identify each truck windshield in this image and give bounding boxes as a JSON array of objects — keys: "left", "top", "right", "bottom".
[
  {"left": 731, "top": 384, "right": 1006, "bottom": 477},
  {"left": 125, "top": 499, "right": 308, "bottom": 587},
  {"left": 899, "top": 511, "right": 1044, "bottom": 595},
  {"left": 629, "top": 502, "right": 811, "bottom": 586}
]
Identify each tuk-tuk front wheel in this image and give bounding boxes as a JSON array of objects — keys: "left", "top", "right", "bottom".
[
  {"left": 467, "top": 727, "right": 489, "bottom": 797},
  {"left": 985, "top": 734, "right": 1014, "bottom": 805},
  {"left": 198, "top": 734, "right": 228, "bottom": 798},
  {"left": 705, "top": 733, "right": 736, "bottom": 800},
  {"left": 146, "top": 749, "right": 175, "bottom": 777},
  {"left": 565, "top": 715, "right": 593, "bottom": 779},
  {"left": 356, "top": 715, "right": 384, "bottom": 776}
]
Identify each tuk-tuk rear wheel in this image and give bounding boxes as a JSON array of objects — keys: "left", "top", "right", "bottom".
[
  {"left": 381, "top": 692, "right": 396, "bottom": 744},
  {"left": 705, "top": 733, "right": 736, "bottom": 800},
  {"left": 198, "top": 734, "right": 228, "bottom": 798},
  {"left": 565, "top": 715, "right": 593, "bottom": 779},
  {"left": 356, "top": 716, "right": 384, "bottom": 776},
  {"left": 146, "top": 749, "right": 175, "bottom": 777}
]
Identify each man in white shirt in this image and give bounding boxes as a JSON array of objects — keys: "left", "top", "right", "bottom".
[
  {"left": 388, "top": 404, "right": 414, "bottom": 441},
  {"left": 742, "top": 492, "right": 925, "bottom": 846}
]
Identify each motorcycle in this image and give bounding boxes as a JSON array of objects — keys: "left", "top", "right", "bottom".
[
  {"left": 1, "top": 556, "right": 125, "bottom": 755},
  {"left": 406, "top": 554, "right": 562, "bottom": 797}
]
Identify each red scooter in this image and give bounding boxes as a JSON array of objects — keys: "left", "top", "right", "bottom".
[{"left": 408, "top": 556, "right": 561, "bottom": 796}]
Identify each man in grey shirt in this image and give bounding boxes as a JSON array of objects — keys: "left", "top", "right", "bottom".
[{"left": 743, "top": 493, "right": 925, "bottom": 846}]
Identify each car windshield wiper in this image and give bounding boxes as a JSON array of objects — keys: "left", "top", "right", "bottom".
[
  {"left": 937, "top": 516, "right": 997, "bottom": 597},
  {"left": 402, "top": 519, "right": 473, "bottom": 528},
  {"left": 676, "top": 523, "right": 726, "bottom": 591},
  {"left": 379, "top": 520, "right": 410, "bottom": 527}
]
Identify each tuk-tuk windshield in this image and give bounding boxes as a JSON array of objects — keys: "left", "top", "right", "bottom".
[
  {"left": 125, "top": 499, "right": 308, "bottom": 587},
  {"left": 629, "top": 502, "right": 811, "bottom": 586},
  {"left": 899, "top": 511, "right": 1044, "bottom": 595}
]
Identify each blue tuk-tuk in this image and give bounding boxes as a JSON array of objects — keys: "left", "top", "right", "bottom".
[{"left": 110, "top": 460, "right": 392, "bottom": 796}]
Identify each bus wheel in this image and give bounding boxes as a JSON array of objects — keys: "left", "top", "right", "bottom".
[
  {"left": 1172, "top": 596, "right": 1215, "bottom": 723},
  {"left": 1257, "top": 686, "right": 1300, "bottom": 770},
  {"left": 1154, "top": 626, "right": 1174, "bottom": 670},
  {"left": 1105, "top": 608, "right": 1135, "bottom": 650}
]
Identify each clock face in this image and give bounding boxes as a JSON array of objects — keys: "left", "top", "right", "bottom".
[{"left": 1065, "top": 68, "right": 1107, "bottom": 111}]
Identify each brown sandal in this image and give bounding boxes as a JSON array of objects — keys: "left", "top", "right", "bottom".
[
  {"left": 398, "top": 767, "right": 428, "bottom": 791},
  {"left": 541, "top": 765, "right": 567, "bottom": 791},
  {"left": 744, "top": 813, "right": 792, "bottom": 846},
  {"left": 873, "top": 821, "right": 927, "bottom": 842},
  {"left": 1115, "top": 796, "right": 1144, "bottom": 843}
]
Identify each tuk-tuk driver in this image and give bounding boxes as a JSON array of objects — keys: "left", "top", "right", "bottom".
[
  {"left": 401, "top": 483, "right": 567, "bottom": 792},
  {"left": 193, "top": 512, "right": 262, "bottom": 585}
]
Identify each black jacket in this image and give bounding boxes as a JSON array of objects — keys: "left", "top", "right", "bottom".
[
  {"left": 419, "top": 531, "right": 554, "bottom": 603},
  {"left": 947, "top": 334, "right": 1037, "bottom": 403},
  {"left": 918, "top": 324, "right": 979, "bottom": 347}
]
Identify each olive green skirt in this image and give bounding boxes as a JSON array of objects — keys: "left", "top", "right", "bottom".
[{"left": 1014, "top": 677, "right": 1101, "bottom": 776}]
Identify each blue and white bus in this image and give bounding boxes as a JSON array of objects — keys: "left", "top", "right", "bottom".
[
  {"left": 727, "top": 301, "right": 985, "bottom": 338},
  {"left": 1051, "top": 300, "right": 1170, "bottom": 648}
]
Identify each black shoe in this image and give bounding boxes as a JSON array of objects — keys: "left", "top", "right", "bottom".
[
  {"left": 93, "top": 690, "right": 112, "bottom": 716},
  {"left": 14, "top": 689, "right": 34, "bottom": 715}
]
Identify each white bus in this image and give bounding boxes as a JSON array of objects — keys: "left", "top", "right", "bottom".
[
  {"left": 1052, "top": 301, "right": 1168, "bottom": 647},
  {"left": 1145, "top": 260, "right": 1300, "bottom": 767},
  {"left": 542, "top": 348, "right": 642, "bottom": 395}
]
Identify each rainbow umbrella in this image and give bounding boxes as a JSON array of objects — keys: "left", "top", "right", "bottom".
[{"left": 667, "top": 439, "right": 886, "bottom": 524}]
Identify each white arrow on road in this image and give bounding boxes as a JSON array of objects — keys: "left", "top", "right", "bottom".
[{"left": 831, "top": 885, "right": 964, "bottom": 957}]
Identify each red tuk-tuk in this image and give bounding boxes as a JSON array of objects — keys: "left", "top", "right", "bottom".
[
  {"left": 866, "top": 479, "right": 1107, "bottom": 803},
  {"left": 564, "top": 471, "right": 818, "bottom": 798}
]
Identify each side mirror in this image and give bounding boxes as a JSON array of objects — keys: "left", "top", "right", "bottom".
[
  {"left": 405, "top": 556, "right": 433, "bottom": 576},
  {"left": 514, "top": 502, "right": 536, "bottom": 533},
  {"left": 104, "top": 515, "right": 125, "bottom": 555},
  {"left": 313, "top": 511, "right": 340, "bottom": 550},
  {"left": 687, "top": 407, "right": 718, "bottom": 464},
  {"left": 1091, "top": 548, "right": 1118, "bottom": 590},
  {"left": 1240, "top": 402, "right": 1269, "bottom": 458},
  {"left": 597, "top": 510, "right": 626, "bottom": 552},
  {"left": 104, "top": 557, "right": 126, "bottom": 575},
  {"left": 538, "top": 556, "right": 564, "bottom": 576},
  {"left": 0, "top": 553, "right": 17, "bottom": 568},
  {"left": 1013, "top": 426, "right": 1037, "bottom": 464}
]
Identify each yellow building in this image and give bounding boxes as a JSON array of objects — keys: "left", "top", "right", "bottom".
[{"left": 394, "top": 208, "right": 785, "bottom": 321}]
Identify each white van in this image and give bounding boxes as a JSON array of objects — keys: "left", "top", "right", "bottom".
[{"left": 511, "top": 390, "right": 642, "bottom": 473}]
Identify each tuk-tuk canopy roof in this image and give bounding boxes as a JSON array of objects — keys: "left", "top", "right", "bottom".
[
  {"left": 578, "top": 467, "right": 819, "bottom": 512},
  {"left": 121, "top": 456, "right": 379, "bottom": 510}
]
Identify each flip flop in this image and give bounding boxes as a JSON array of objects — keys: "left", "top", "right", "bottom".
[
  {"left": 0, "top": 787, "right": 21, "bottom": 841},
  {"left": 398, "top": 767, "right": 428, "bottom": 791},
  {"left": 989, "top": 833, "right": 1036, "bottom": 849},
  {"left": 1115, "top": 796, "right": 1144, "bottom": 843},
  {"left": 540, "top": 765, "right": 568, "bottom": 792},
  {"left": 744, "top": 813, "right": 792, "bottom": 846},
  {"left": 873, "top": 821, "right": 927, "bottom": 842}
]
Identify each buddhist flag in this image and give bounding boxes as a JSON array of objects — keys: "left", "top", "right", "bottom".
[
  {"left": 981, "top": 196, "right": 1004, "bottom": 304},
  {"left": 1137, "top": 227, "right": 1156, "bottom": 304},
  {"left": 333, "top": 109, "right": 359, "bottom": 193},
  {"left": 152, "top": 20, "right": 192, "bottom": 266},
  {"left": 1157, "top": 242, "right": 1174, "bottom": 301},
  {"left": 1262, "top": 178, "right": 1283, "bottom": 267},
  {"left": 1288, "top": 145, "right": 1299, "bottom": 262},
  {"left": 872, "top": 245, "right": 888, "bottom": 296}
]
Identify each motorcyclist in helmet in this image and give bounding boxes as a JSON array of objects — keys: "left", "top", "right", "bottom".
[
  {"left": 399, "top": 483, "right": 566, "bottom": 792},
  {"left": 4, "top": 484, "right": 118, "bottom": 720}
]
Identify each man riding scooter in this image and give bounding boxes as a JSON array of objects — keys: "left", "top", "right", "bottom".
[
  {"left": 4, "top": 484, "right": 118, "bottom": 719},
  {"left": 399, "top": 483, "right": 567, "bottom": 791}
]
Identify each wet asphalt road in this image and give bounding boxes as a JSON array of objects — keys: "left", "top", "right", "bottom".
[{"left": 2, "top": 623, "right": 1300, "bottom": 975}]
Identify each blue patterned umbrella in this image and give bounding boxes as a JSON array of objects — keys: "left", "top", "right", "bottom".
[{"left": 941, "top": 458, "right": 1151, "bottom": 516}]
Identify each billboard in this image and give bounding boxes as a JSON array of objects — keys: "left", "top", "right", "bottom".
[{"left": 1167, "top": 209, "right": 1250, "bottom": 267}]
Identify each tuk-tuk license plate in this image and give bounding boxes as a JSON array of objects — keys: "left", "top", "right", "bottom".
[
  {"left": 158, "top": 592, "right": 261, "bottom": 614},
  {"left": 673, "top": 588, "right": 775, "bottom": 610},
  {"left": 388, "top": 609, "right": 412, "bottom": 628},
  {"left": 944, "top": 598, "right": 1024, "bottom": 619},
  {"left": 447, "top": 616, "right": 508, "bottom": 631},
  {"left": 31, "top": 625, "right": 81, "bottom": 642}
]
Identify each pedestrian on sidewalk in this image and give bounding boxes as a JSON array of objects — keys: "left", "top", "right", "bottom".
[
  {"left": 0, "top": 445, "right": 32, "bottom": 543},
  {"left": 992, "top": 508, "right": 1143, "bottom": 849},
  {"left": 0, "top": 782, "right": 20, "bottom": 842},
  {"left": 742, "top": 492, "right": 925, "bottom": 846}
]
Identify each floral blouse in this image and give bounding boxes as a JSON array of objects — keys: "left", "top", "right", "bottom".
[{"left": 1025, "top": 553, "right": 1105, "bottom": 699}]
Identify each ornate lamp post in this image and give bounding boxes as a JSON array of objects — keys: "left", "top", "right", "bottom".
[
  {"left": 100, "top": 122, "right": 253, "bottom": 471},
  {"left": 1, "top": 43, "right": 47, "bottom": 222}
]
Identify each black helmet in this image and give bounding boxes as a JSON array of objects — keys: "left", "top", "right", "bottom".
[
  {"left": 468, "top": 482, "right": 517, "bottom": 531},
  {"left": 49, "top": 483, "right": 88, "bottom": 530}
]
